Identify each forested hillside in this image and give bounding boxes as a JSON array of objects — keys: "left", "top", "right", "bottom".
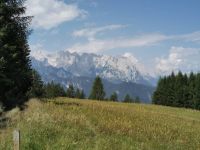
[{"left": 153, "top": 72, "right": 200, "bottom": 110}]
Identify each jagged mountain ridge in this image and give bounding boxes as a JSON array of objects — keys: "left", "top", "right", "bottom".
[
  {"left": 31, "top": 50, "right": 157, "bottom": 102},
  {"left": 31, "top": 50, "right": 155, "bottom": 85}
]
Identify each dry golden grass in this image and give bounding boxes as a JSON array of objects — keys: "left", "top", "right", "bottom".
[{"left": 1, "top": 97, "right": 200, "bottom": 150}]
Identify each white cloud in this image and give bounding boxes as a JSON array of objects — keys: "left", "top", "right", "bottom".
[
  {"left": 68, "top": 29, "right": 200, "bottom": 53},
  {"left": 178, "top": 31, "right": 200, "bottom": 43},
  {"left": 72, "top": 24, "right": 127, "bottom": 40},
  {"left": 30, "top": 44, "right": 49, "bottom": 54},
  {"left": 68, "top": 33, "right": 168, "bottom": 53},
  {"left": 123, "top": 53, "right": 139, "bottom": 64},
  {"left": 156, "top": 46, "right": 200, "bottom": 75},
  {"left": 25, "top": 0, "right": 87, "bottom": 30},
  {"left": 122, "top": 52, "right": 151, "bottom": 75},
  {"left": 30, "top": 44, "right": 49, "bottom": 60}
]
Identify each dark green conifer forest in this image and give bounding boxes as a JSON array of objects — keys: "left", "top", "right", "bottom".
[
  {"left": 89, "top": 76, "right": 105, "bottom": 100},
  {"left": 153, "top": 72, "right": 200, "bottom": 110}
]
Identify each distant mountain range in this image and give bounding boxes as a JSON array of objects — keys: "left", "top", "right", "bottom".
[{"left": 31, "top": 50, "right": 157, "bottom": 103}]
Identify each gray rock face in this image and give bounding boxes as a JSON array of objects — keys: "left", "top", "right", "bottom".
[{"left": 31, "top": 51, "right": 156, "bottom": 103}]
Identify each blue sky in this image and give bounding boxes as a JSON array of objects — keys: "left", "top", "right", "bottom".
[{"left": 26, "top": 0, "right": 200, "bottom": 74}]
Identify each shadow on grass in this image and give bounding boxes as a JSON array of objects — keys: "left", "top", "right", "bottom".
[
  {"left": 53, "top": 101, "right": 82, "bottom": 107},
  {"left": 0, "top": 116, "right": 9, "bottom": 129}
]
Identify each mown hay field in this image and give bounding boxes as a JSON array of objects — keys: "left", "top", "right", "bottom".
[{"left": 1, "top": 98, "right": 200, "bottom": 150}]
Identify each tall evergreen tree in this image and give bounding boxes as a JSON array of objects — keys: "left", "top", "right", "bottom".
[
  {"left": 75, "top": 88, "right": 85, "bottom": 99},
  {"left": 182, "top": 73, "right": 189, "bottom": 107},
  {"left": 89, "top": 76, "right": 105, "bottom": 100},
  {"left": 134, "top": 96, "right": 141, "bottom": 103},
  {"left": 174, "top": 71, "right": 185, "bottom": 107},
  {"left": 75, "top": 88, "right": 81, "bottom": 99},
  {"left": 66, "top": 84, "right": 75, "bottom": 98},
  {"left": 152, "top": 77, "right": 167, "bottom": 105},
  {"left": 44, "top": 82, "right": 66, "bottom": 98},
  {"left": 188, "top": 72, "right": 196, "bottom": 108},
  {"left": 79, "top": 90, "right": 85, "bottom": 99},
  {"left": 194, "top": 73, "right": 200, "bottom": 109},
  {"left": 27, "top": 70, "right": 44, "bottom": 98},
  {"left": 0, "top": 0, "right": 32, "bottom": 108},
  {"left": 165, "top": 72, "right": 176, "bottom": 106},
  {"left": 123, "top": 94, "right": 133, "bottom": 103},
  {"left": 110, "top": 92, "right": 118, "bottom": 102}
]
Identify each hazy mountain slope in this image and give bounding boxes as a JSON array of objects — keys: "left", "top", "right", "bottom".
[
  {"left": 31, "top": 50, "right": 156, "bottom": 85},
  {"left": 31, "top": 57, "right": 154, "bottom": 102}
]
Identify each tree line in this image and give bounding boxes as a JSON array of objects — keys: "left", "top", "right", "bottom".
[
  {"left": 28, "top": 70, "right": 85, "bottom": 99},
  {"left": 153, "top": 72, "right": 200, "bottom": 110},
  {"left": 88, "top": 76, "right": 141, "bottom": 103},
  {"left": 29, "top": 72, "right": 141, "bottom": 103}
]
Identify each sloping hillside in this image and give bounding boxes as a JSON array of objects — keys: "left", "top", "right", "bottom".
[{"left": 1, "top": 98, "right": 200, "bottom": 149}]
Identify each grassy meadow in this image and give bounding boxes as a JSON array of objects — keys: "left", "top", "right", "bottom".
[{"left": 1, "top": 98, "right": 200, "bottom": 150}]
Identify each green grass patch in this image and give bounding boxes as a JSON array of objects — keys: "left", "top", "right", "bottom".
[{"left": 1, "top": 98, "right": 200, "bottom": 149}]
